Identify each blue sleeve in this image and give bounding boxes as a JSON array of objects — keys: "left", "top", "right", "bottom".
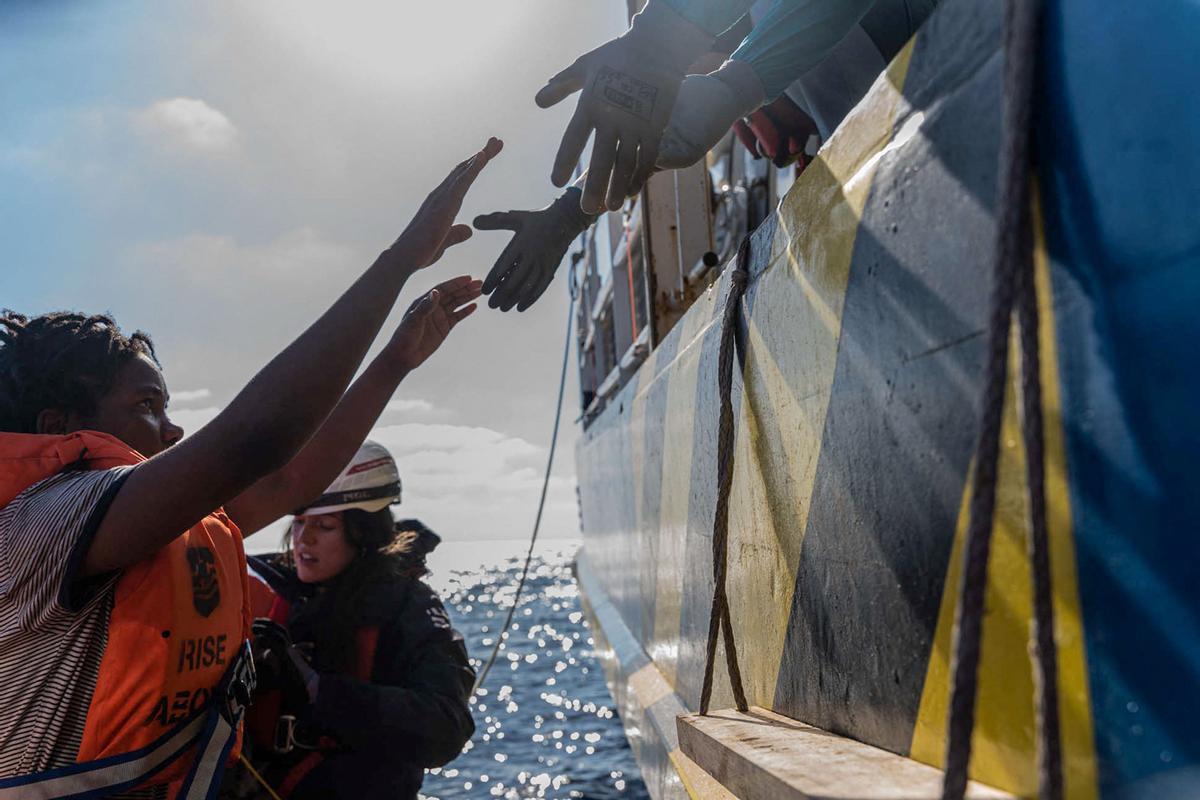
[
  {"left": 730, "top": 0, "right": 878, "bottom": 99},
  {"left": 660, "top": 0, "right": 759, "bottom": 37}
]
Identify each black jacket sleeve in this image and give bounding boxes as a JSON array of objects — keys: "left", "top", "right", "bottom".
[{"left": 306, "top": 581, "right": 475, "bottom": 767}]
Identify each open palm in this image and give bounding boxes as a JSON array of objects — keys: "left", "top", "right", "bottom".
[
  {"left": 394, "top": 138, "right": 504, "bottom": 271},
  {"left": 388, "top": 276, "right": 482, "bottom": 371}
]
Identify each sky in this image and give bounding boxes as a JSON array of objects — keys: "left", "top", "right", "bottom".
[{"left": 0, "top": 0, "right": 626, "bottom": 544}]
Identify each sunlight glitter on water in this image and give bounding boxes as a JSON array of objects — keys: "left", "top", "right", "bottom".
[{"left": 419, "top": 540, "right": 649, "bottom": 800}]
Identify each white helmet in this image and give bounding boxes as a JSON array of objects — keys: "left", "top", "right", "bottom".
[{"left": 297, "top": 441, "right": 401, "bottom": 515}]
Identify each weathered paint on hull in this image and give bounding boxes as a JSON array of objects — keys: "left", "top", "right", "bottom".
[{"left": 574, "top": 0, "right": 1200, "bottom": 796}]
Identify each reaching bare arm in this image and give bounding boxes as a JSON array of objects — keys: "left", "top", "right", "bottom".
[
  {"left": 225, "top": 276, "right": 482, "bottom": 535},
  {"left": 82, "top": 139, "right": 502, "bottom": 576}
]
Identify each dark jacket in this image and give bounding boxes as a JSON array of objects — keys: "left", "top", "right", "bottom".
[{"left": 247, "top": 554, "right": 475, "bottom": 800}]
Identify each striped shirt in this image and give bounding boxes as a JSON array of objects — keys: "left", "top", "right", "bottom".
[{"left": 0, "top": 467, "right": 126, "bottom": 776}]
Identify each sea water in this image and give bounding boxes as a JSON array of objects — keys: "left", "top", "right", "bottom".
[{"left": 420, "top": 539, "right": 650, "bottom": 800}]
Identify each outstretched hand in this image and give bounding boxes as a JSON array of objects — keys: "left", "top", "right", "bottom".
[
  {"left": 391, "top": 137, "right": 504, "bottom": 271},
  {"left": 536, "top": 5, "right": 711, "bottom": 214},
  {"left": 474, "top": 187, "right": 596, "bottom": 312},
  {"left": 387, "top": 276, "right": 482, "bottom": 370},
  {"left": 538, "top": 38, "right": 681, "bottom": 214}
]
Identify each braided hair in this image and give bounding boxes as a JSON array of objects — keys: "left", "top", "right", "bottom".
[{"left": 0, "top": 310, "right": 158, "bottom": 433}]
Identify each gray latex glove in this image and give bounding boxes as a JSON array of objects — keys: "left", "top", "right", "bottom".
[
  {"left": 658, "top": 60, "right": 767, "bottom": 170},
  {"left": 474, "top": 187, "right": 597, "bottom": 312},
  {"left": 537, "top": 2, "right": 713, "bottom": 213}
]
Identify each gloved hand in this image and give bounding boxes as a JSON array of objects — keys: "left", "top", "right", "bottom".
[
  {"left": 658, "top": 59, "right": 767, "bottom": 170},
  {"left": 474, "top": 186, "right": 597, "bottom": 312},
  {"left": 251, "top": 618, "right": 320, "bottom": 707},
  {"left": 536, "top": 1, "right": 713, "bottom": 213},
  {"left": 732, "top": 93, "right": 818, "bottom": 168}
]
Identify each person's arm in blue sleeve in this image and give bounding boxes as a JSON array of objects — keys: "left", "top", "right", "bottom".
[
  {"left": 730, "top": 0, "right": 879, "bottom": 100},
  {"left": 660, "top": 0, "right": 758, "bottom": 37}
]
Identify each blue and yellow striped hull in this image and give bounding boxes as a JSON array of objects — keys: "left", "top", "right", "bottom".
[{"left": 573, "top": 0, "right": 1200, "bottom": 796}]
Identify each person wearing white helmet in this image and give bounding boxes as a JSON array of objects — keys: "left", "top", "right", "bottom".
[{"left": 229, "top": 442, "right": 473, "bottom": 800}]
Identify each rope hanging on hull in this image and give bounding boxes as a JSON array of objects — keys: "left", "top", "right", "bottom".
[
  {"left": 942, "top": 0, "right": 1063, "bottom": 797},
  {"left": 699, "top": 237, "right": 752, "bottom": 716}
]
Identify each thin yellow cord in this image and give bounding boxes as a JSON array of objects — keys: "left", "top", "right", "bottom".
[{"left": 238, "top": 753, "right": 285, "bottom": 800}]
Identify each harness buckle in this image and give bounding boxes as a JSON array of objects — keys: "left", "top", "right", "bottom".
[
  {"left": 223, "top": 640, "right": 257, "bottom": 723},
  {"left": 273, "top": 715, "right": 297, "bottom": 754}
]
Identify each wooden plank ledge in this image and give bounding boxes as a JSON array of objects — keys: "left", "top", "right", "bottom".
[{"left": 677, "top": 707, "right": 1014, "bottom": 800}]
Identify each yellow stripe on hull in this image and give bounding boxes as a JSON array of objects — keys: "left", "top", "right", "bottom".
[{"left": 908, "top": 185, "right": 1099, "bottom": 798}]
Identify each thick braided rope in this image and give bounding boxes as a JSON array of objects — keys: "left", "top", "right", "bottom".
[
  {"left": 941, "top": 0, "right": 1048, "bottom": 796},
  {"left": 699, "top": 243, "right": 752, "bottom": 716},
  {"left": 1015, "top": 208, "right": 1064, "bottom": 799}
]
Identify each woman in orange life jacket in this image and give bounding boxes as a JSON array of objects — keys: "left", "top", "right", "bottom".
[
  {"left": 0, "top": 137, "right": 501, "bottom": 799},
  {"left": 233, "top": 444, "right": 473, "bottom": 800}
]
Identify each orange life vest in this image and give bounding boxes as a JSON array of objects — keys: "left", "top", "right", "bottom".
[{"left": 0, "top": 430, "right": 252, "bottom": 792}]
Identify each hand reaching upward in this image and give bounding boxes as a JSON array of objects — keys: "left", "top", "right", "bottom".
[
  {"left": 536, "top": 3, "right": 711, "bottom": 214},
  {"left": 474, "top": 187, "right": 597, "bottom": 312},
  {"left": 391, "top": 137, "right": 504, "bottom": 271},
  {"left": 387, "top": 276, "right": 483, "bottom": 371}
]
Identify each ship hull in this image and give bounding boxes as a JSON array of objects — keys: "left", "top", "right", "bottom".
[{"left": 573, "top": 0, "right": 1200, "bottom": 796}]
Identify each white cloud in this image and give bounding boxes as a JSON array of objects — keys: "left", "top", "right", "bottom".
[
  {"left": 382, "top": 398, "right": 450, "bottom": 419},
  {"left": 172, "top": 388, "right": 212, "bottom": 404},
  {"left": 125, "top": 227, "right": 360, "bottom": 294},
  {"left": 173, "top": 415, "right": 578, "bottom": 542},
  {"left": 135, "top": 97, "right": 238, "bottom": 152},
  {"left": 368, "top": 422, "right": 578, "bottom": 541}
]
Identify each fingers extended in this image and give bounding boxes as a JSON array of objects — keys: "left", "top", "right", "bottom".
[
  {"left": 552, "top": 109, "right": 593, "bottom": 188},
  {"left": 441, "top": 280, "right": 480, "bottom": 299},
  {"left": 472, "top": 211, "right": 522, "bottom": 232},
  {"left": 517, "top": 271, "right": 556, "bottom": 312},
  {"left": 441, "top": 137, "right": 503, "bottom": 196},
  {"left": 482, "top": 239, "right": 523, "bottom": 295},
  {"left": 489, "top": 258, "right": 535, "bottom": 311},
  {"left": 443, "top": 281, "right": 483, "bottom": 308},
  {"left": 607, "top": 138, "right": 639, "bottom": 212},
  {"left": 630, "top": 139, "right": 660, "bottom": 197},
  {"left": 409, "top": 288, "right": 438, "bottom": 316},
  {"left": 464, "top": 137, "right": 504, "bottom": 178},
  {"left": 536, "top": 60, "right": 586, "bottom": 109},
  {"left": 435, "top": 274, "right": 475, "bottom": 291},
  {"left": 443, "top": 224, "right": 473, "bottom": 248},
  {"left": 581, "top": 130, "right": 619, "bottom": 214},
  {"left": 450, "top": 303, "right": 478, "bottom": 324}
]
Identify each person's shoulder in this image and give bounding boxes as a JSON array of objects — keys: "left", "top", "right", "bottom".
[
  {"left": 385, "top": 576, "right": 453, "bottom": 634},
  {"left": 0, "top": 466, "right": 129, "bottom": 614},
  {"left": 8, "top": 466, "right": 128, "bottom": 507},
  {"left": 1, "top": 466, "right": 129, "bottom": 543}
]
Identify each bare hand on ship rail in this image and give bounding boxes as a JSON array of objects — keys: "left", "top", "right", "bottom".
[
  {"left": 474, "top": 186, "right": 596, "bottom": 312},
  {"left": 537, "top": 2, "right": 712, "bottom": 214},
  {"left": 388, "top": 136, "right": 503, "bottom": 270},
  {"left": 386, "top": 276, "right": 483, "bottom": 369}
]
